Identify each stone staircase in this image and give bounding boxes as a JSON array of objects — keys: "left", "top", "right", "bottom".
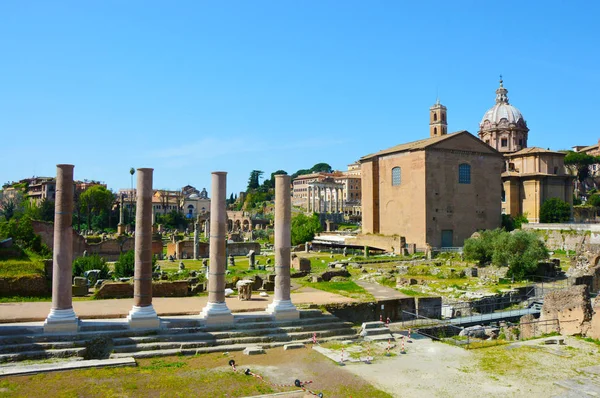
[
  {"left": 0, "top": 310, "right": 358, "bottom": 363},
  {"left": 359, "top": 321, "right": 394, "bottom": 341}
]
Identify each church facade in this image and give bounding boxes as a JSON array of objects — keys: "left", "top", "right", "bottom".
[{"left": 478, "top": 79, "right": 573, "bottom": 222}]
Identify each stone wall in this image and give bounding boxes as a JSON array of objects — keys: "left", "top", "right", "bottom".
[
  {"left": 94, "top": 281, "right": 189, "bottom": 299},
  {"left": 540, "top": 284, "right": 593, "bottom": 336},
  {"left": 0, "top": 275, "right": 50, "bottom": 297},
  {"left": 324, "top": 298, "right": 416, "bottom": 324},
  {"left": 166, "top": 241, "right": 209, "bottom": 259},
  {"left": 522, "top": 223, "right": 600, "bottom": 251},
  {"left": 32, "top": 220, "right": 163, "bottom": 261},
  {"left": 86, "top": 238, "right": 135, "bottom": 261},
  {"left": 416, "top": 296, "right": 443, "bottom": 319},
  {"left": 349, "top": 234, "right": 406, "bottom": 255},
  {"left": 228, "top": 242, "right": 261, "bottom": 256}
]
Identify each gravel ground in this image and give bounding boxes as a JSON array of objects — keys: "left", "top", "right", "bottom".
[{"left": 332, "top": 335, "right": 600, "bottom": 397}]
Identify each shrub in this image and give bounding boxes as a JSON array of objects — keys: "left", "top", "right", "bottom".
[
  {"left": 72, "top": 254, "right": 110, "bottom": 280},
  {"left": 114, "top": 250, "right": 157, "bottom": 278},
  {"left": 463, "top": 228, "right": 548, "bottom": 280},
  {"left": 114, "top": 250, "right": 135, "bottom": 278},
  {"left": 540, "top": 198, "right": 571, "bottom": 223},
  {"left": 588, "top": 194, "right": 600, "bottom": 207}
]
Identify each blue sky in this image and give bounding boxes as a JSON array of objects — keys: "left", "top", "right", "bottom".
[{"left": 1, "top": 1, "right": 598, "bottom": 196}]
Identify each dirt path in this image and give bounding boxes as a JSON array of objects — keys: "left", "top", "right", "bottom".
[{"left": 0, "top": 289, "right": 356, "bottom": 323}]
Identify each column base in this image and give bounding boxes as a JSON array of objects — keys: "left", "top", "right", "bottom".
[
  {"left": 117, "top": 224, "right": 126, "bottom": 235},
  {"left": 266, "top": 300, "right": 299, "bottom": 320},
  {"left": 200, "top": 301, "right": 234, "bottom": 325},
  {"left": 44, "top": 308, "right": 79, "bottom": 333},
  {"left": 127, "top": 305, "right": 160, "bottom": 329}
]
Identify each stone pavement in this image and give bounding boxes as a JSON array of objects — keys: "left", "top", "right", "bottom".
[
  {"left": 355, "top": 280, "right": 409, "bottom": 300},
  {"left": 0, "top": 287, "right": 356, "bottom": 323}
]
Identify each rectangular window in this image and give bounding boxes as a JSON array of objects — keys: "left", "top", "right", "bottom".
[
  {"left": 458, "top": 164, "right": 471, "bottom": 184},
  {"left": 392, "top": 167, "right": 401, "bottom": 186},
  {"left": 501, "top": 138, "right": 508, "bottom": 147}
]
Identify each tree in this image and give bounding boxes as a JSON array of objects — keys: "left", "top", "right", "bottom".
[
  {"left": 262, "top": 170, "right": 287, "bottom": 190},
  {"left": 156, "top": 209, "right": 187, "bottom": 230},
  {"left": 247, "top": 170, "right": 264, "bottom": 191},
  {"left": 79, "top": 186, "right": 115, "bottom": 230},
  {"left": 310, "top": 163, "right": 333, "bottom": 173},
  {"left": 291, "top": 213, "right": 322, "bottom": 245},
  {"left": 539, "top": 198, "right": 571, "bottom": 223},
  {"left": 463, "top": 228, "right": 548, "bottom": 280},
  {"left": 564, "top": 151, "right": 598, "bottom": 195}
]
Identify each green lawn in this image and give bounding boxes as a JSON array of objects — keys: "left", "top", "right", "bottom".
[{"left": 0, "top": 260, "right": 45, "bottom": 278}]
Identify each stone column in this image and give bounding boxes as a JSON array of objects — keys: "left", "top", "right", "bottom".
[
  {"left": 334, "top": 188, "right": 338, "bottom": 213},
  {"left": 44, "top": 164, "right": 78, "bottom": 333},
  {"left": 200, "top": 172, "right": 233, "bottom": 325},
  {"left": 117, "top": 194, "right": 126, "bottom": 235},
  {"left": 193, "top": 222, "right": 199, "bottom": 260},
  {"left": 204, "top": 219, "right": 210, "bottom": 239},
  {"left": 306, "top": 186, "right": 311, "bottom": 212},
  {"left": 312, "top": 186, "right": 316, "bottom": 213},
  {"left": 127, "top": 168, "right": 160, "bottom": 329},
  {"left": 266, "top": 175, "right": 299, "bottom": 320}
]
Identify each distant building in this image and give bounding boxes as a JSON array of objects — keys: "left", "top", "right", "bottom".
[
  {"left": 25, "top": 177, "right": 56, "bottom": 204},
  {"left": 292, "top": 163, "right": 362, "bottom": 218}
]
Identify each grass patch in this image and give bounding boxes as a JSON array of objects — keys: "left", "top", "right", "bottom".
[
  {"left": 305, "top": 281, "right": 375, "bottom": 301},
  {"left": 398, "top": 288, "right": 429, "bottom": 297},
  {"left": 0, "top": 260, "right": 45, "bottom": 278},
  {"left": 0, "top": 295, "right": 51, "bottom": 303}
]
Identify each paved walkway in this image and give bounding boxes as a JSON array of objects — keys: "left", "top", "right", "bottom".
[
  {"left": 355, "top": 280, "right": 409, "bottom": 300},
  {"left": 0, "top": 287, "right": 356, "bottom": 323}
]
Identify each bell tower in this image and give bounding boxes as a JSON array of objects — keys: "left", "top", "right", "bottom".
[{"left": 430, "top": 99, "right": 447, "bottom": 137}]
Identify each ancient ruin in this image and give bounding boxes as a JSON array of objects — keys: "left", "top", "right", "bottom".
[
  {"left": 44, "top": 164, "right": 78, "bottom": 333},
  {"left": 127, "top": 168, "right": 160, "bottom": 329}
]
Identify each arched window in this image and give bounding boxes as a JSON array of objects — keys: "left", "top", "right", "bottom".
[
  {"left": 434, "top": 127, "right": 437, "bottom": 135},
  {"left": 442, "top": 113, "right": 446, "bottom": 122},
  {"left": 433, "top": 113, "right": 438, "bottom": 121},
  {"left": 392, "top": 167, "right": 401, "bottom": 186},
  {"left": 458, "top": 164, "right": 471, "bottom": 184}
]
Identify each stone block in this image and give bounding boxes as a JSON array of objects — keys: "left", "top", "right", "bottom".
[
  {"left": 73, "top": 277, "right": 88, "bottom": 287},
  {"left": 292, "top": 257, "right": 311, "bottom": 272},
  {"left": 283, "top": 343, "right": 305, "bottom": 350},
  {"left": 261, "top": 281, "right": 275, "bottom": 291},
  {"left": 243, "top": 346, "right": 265, "bottom": 355},
  {"left": 72, "top": 285, "right": 88, "bottom": 297}
]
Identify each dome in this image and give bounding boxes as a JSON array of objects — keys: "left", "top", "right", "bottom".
[
  {"left": 479, "top": 78, "right": 527, "bottom": 130},
  {"left": 480, "top": 102, "right": 524, "bottom": 126},
  {"left": 477, "top": 77, "right": 529, "bottom": 153}
]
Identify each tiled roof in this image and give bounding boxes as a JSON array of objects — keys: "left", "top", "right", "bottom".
[
  {"left": 360, "top": 131, "right": 471, "bottom": 161},
  {"left": 506, "top": 147, "right": 566, "bottom": 157}
]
